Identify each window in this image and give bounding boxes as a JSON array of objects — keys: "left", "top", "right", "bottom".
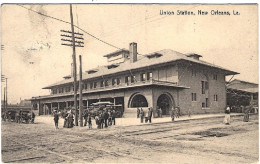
[
  {"left": 52, "top": 88, "right": 57, "bottom": 94},
  {"left": 100, "top": 80, "right": 104, "bottom": 87},
  {"left": 84, "top": 83, "right": 88, "bottom": 90},
  {"left": 117, "top": 78, "right": 121, "bottom": 85},
  {"left": 213, "top": 74, "right": 218, "bottom": 80},
  {"left": 192, "top": 69, "right": 196, "bottom": 76},
  {"left": 58, "top": 88, "right": 64, "bottom": 93},
  {"left": 105, "top": 80, "right": 109, "bottom": 87},
  {"left": 202, "top": 102, "right": 206, "bottom": 108},
  {"left": 140, "top": 73, "right": 146, "bottom": 81},
  {"left": 206, "top": 98, "right": 209, "bottom": 107},
  {"left": 65, "top": 86, "right": 70, "bottom": 92},
  {"left": 94, "top": 82, "right": 97, "bottom": 88},
  {"left": 131, "top": 75, "right": 136, "bottom": 83},
  {"left": 202, "top": 81, "right": 205, "bottom": 94},
  {"left": 214, "top": 94, "right": 218, "bottom": 101},
  {"left": 125, "top": 76, "right": 129, "bottom": 83},
  {"left": 112, "top": 78, "right": 117, "bottom": 86},
  {"left": 201, "top": 81, "right": 208, "bottom": 94},
  {"left": 90, "top": 82, "right": 93, "bottom": 89},
  {"left": 191, "top": 93, "right": 197, "bottom": 101},
  {"left": 147, "top": 72, "right": 153, "bottom": 81}
]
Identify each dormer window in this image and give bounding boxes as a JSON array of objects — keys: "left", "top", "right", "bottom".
[
  {"left": 146, "top": 53, "right": 163, "bottom": 59},
  {"left": 87, "top": 69, "right": 98, "bottom": 74},
  {"left": 107, "top": 64, "right": 119, "bottom": 69}
]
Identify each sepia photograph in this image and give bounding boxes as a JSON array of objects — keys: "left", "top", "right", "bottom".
[{"left": 1, "top": 3, "right": 258, "bottom": 163}]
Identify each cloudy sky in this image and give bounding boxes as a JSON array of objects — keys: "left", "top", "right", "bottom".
[{"left": 1, "top": 4, "right": 258, "bottom": 104}]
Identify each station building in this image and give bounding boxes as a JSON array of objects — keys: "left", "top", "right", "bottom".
[{"left": 30, "top": 43, "right": 238, "bottom": 117}]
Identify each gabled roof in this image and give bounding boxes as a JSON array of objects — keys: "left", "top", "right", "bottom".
[
  {"left": 103, "top": 49, "right": 129, "bottom": 58},
  {"left": 43, "top": 49, "right": 239, "bottom": 89},
  {"left": 229, "top": 79, "right": 258, "bottom": 86}
]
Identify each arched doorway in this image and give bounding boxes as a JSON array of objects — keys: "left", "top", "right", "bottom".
[
  {"left": 129, "top": 94, "right": 148, "bottom": 108},
  {"left": 157, "top": 93, "right": 174, "bottom": 115}
]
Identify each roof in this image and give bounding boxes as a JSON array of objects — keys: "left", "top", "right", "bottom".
[
  {"left": 227, "top": 87, "right": 258, "bottom": 94},
  {"left": 229, "top": 79, "right": 258, "bottom": 86},
  {"left": 43, "top": 49, "right": 239, "bottom": 89},
  {"left": 103, "top": 49, "right": 129, "bottom": 58}
]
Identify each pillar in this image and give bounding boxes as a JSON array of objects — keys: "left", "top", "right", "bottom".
[
  {"left": 113, "top": 97, "right": 116, "bottom": 105},
  {"left": 51, "top": 103, "right": 53, "bottom": 114},
  {"left": 58, "top": 102, "right": 60, "bottom": 110},
  {"left": 87, "top": 100, "right": 89, "bottom": 108},
  {"left": 66, "top": 101, "right": 68, "bottom": 108}
]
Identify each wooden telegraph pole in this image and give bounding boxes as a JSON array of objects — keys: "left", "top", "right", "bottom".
[
  {"left": 6, "top": 78, "right": 7, "bottom": 110},
  {"left": 70, "top": 4, "right": 78, "bottom": 126},
  {"left": 61, "top": 4, "right": 84, "bottom": 126},
  {"left": 79, "top": 55, "right": 83, "bottom": 127}
]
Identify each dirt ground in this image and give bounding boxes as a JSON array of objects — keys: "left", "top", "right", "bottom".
[{"left": 1, "top": 114, "right": 259, "bottom": 163}]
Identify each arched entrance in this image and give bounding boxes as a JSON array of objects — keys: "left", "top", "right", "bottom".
[
  {"left": 129, "top": 94, "right": 148, "bottom": 108},
  {"left": 157, "top": 93, "right": 174, "bottom": 115}
]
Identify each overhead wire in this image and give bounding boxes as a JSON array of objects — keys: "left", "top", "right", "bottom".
[{"left": 17, "top": 4, "right": 123, "bottom": 50}]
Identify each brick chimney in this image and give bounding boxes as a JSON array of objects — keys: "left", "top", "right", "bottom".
[{"left": 129, "top": 42, "right": 137, "bottom": 63}]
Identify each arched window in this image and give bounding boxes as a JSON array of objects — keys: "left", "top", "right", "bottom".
[{"left": 130, "top": 94, "right": 148, "bottom": 107}]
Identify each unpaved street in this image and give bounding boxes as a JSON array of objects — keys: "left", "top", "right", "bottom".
[{"left": 2, "top": 115, "right": 258, "bottom": 163}]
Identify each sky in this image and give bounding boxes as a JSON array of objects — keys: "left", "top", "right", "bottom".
[{"left": 1, "top": 4, "right": 258, "bottom": 104}]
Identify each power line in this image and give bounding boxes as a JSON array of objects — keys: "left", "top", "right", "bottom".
[
  {"left": 94, "top": 5, "right": 202, "bottom": 40},
  {"left": 17, "top": 4, "right": 123, "bottom": 50}
]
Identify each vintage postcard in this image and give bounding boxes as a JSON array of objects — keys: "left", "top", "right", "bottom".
[{"left": 1, "top": 4, "right": 258, "bottom": 163}]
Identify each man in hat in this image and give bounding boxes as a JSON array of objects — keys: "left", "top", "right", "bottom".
[{"left": 53, "top": 110, "right": 59, "bottom": 129}]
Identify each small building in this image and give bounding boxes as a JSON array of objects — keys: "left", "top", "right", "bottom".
[
  {"left": 30, "top": 42, "right": 238, "bottom": 117},
  {"left": 227, "top": 79, "right": 258, "bottom": 112}
]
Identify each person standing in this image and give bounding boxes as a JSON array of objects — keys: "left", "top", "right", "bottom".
[
  {"left": 140, "top": 108, "right": 144, "bottom": 123},
  {"left": 99, "top": 111, "right": 104, "bottom": 129},
  {"left": 223, "top": 106, "right": 231, "bottom": 125},
  {"left": 54, "top": 111, "right": 59, "bottom": 129},
  {"left": 88, "top": 114, "right": 92, "bottom": 129},
  {"left": 95, "top": 114, "right": 101, "bottom": 129},
  {"left": 148, "top": 108, "right": 153, "bottom": 123},
  {"left": 83, "top": 111, "right": 88, "bottom": 127},
  {"left": 176, "top": 106, "right": 180, "bottom": 118},
  {"left": 137, "top": 108, "right": 140, "bottom": 118},
  {"left": 112, "top": 109, "right": 116, "bottom": 125},
  {"left": 243, "top": 107, "right": 250, "bottom": 122},
  {"left": 104, "top": 110, "right": 109, "bottom": 128},
  {"left": 170, "top": 107, "right": 175, "bottom": 122},
  {"left": 159, "top": 107, "right": 162, "bottom": 118},
  {"left": 31, "top": 112, "right": 35, "bottom": 123},
  {"left": 188, "top": 109, "right": 191, "bottom": 117}
]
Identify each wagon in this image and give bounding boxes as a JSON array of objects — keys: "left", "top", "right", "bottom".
[{"left": 20, "top": 111, "right": 31, "bottom": 123}]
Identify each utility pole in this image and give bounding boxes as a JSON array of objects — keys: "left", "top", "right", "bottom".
[
  {"left": 6, "top": 78, "right": 7, "bottom": 110},
  {"left": 70, "top": 4, "right": 78, "bottom": 126},
  {"left": 79, "top": 55, "right": 83, "bottom": 127},
  {"left": 3, "top": 87, "right": 6, "bottom": 111},
  {"left": 60, "top": 4, "right": 84, "bottom": 126}
]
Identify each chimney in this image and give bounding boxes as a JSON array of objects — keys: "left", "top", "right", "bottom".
[{"left": 129, "top": 42, "right": 137, "bottom": 63}]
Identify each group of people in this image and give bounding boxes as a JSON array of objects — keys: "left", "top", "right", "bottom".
[
  {"left": 52, "top": 108, "right": 75, "bottom": 129},
  {"left": 224, "top": 105, "right": 253, "bottom": 125},
  {"left": 92, "top": 108, "right": 117, "bottom": 129},
  {"left": 137, "top": 107, "right": 153, "bottom": 123},
  {"left": 170, "top": 106, "right": 181, "bottom": 122},
  {"left": 53, "top": 107, "right": 117, "bottom": 130}
]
